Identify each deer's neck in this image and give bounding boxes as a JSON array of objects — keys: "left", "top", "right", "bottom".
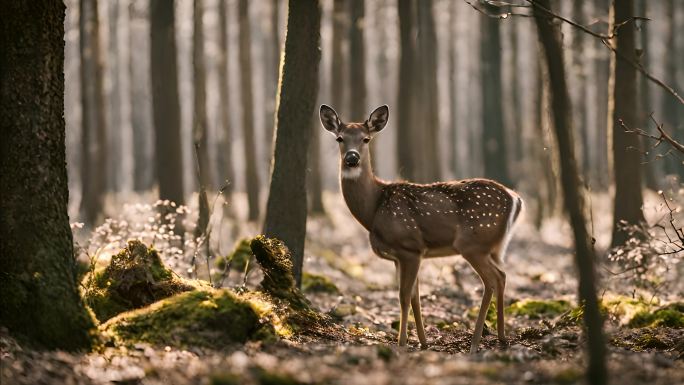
[{"left": 340, "top": 155, "right": 384, "bottom": 231}]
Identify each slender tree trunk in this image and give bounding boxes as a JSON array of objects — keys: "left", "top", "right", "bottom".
[
  {"left": 130, "top": 1, "right": 155, "bottom": 193},
  {"left": 263, "top": 0, "right": 321, "bottom": 287},
  {"left": 263, "top": 0, "right": 280, "bottom": 178},
  {"left": 396, "top": 0, "right": 417, "bottom": 181},
  {"left": 348, "top": 0, "right": 367, "bottom": 121},
  {"left": 0, "top": 0, "right": 95, "bottom": 350},
  {"left": 193, "top": 0, "right": 211, "bottom": 191},
  {"left": 108, "top": 1, "right": 122, "bottom": 192},
  {"left": 330, "top": 0, "right": 346, "bottom": 111},
  {"left": 79, "top": 0, "right": 108, "bottom": 227},
  {"left": 448, "top": 0, "right": 458, "bottom": 178},
  {"left": 595, "top": 0, "right": 611, "bottom": 190},
  {"left": 217, "top": 0, "right": 235, "bottom": 197},
  {"left": 636, "top": 0, "right": 660, "bottom": 191},
  {"left": 534, "top": 2, "right": 607, "bottom": 384},
  {"left": 150, "top": 0, "right": 184, "bottom": 206},
  {"left": 610, "top": 0, "right": 645, "bottom": 248},
  {"left": 416, "top": 0, "right": 441, "bottom": 182},
  {"left": 662, "top": 0, "right": 684, "bottom": 179},
  {"left": 509, "top": 20, "right": 523, "bottom": 177},
  {"left": 480, "top": 3, "right": 511, "bottom": 186},
  {"left": 239, "top": 0, "right": 261, "bottom": 221}
]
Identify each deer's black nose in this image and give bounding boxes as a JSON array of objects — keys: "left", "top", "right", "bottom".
[{"left": 344, "top": 150, "right": 360, "bottom": 167}]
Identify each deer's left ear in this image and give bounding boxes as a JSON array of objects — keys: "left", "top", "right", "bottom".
[
  {"left": 367, "top": 105, "right": 389, "bottom": 134},
  {"left": 320, "top": 104, "right": 341, "bottom": 135}
]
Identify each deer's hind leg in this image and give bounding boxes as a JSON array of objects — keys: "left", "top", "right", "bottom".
[
  {"left": 490, "top": 253, "right": 507, "bottom": 343},
  {"left": 463, "top": 253, "right": 500, "bottom": 353}
]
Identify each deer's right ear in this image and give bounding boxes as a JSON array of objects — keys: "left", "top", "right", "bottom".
[{"left": 320, "top": 104, "right": 341, "bottom": 134}]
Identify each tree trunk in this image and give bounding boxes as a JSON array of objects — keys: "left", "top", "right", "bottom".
[
  {"left": 348, "top": 0, "right": 367, "bottom": 121},
  {"left": 263, "top": 0, "right": 281, "bottom": 178},
  {"left": 239, "top": 0, "right": 261, "bottom": 222},
  {"left": 610, "top": 0, "right": 645, "bottom": 248},
  {"left": 193, "top": 0, "right": 211, "bottom": 191},
  {"left": 263, "top": 0, "right": 321, "bottom": 287},
  {"left": 108, "top": 1, "right": 123, "bottom": 192},
  {"left": 79, "top": 0, "right": 108, "bottom": 227},
  {"left": 330, "top": 0, "right": 346, "bottom": 112},
  {"left": 396, "top": 0, "right": 418, "bottom": 181},
  {"left": 416, "top": 0, "right": 441, "bottom": 182},
  {"left": 308, "top": 111, "right": 325, "bottom": 214},
  {"left": 0, "top": 0, "right": 95, "bottom": 350},
  {"left": 534, "top": 2, "right": 607, "bottom": 384},
  {"left": 448, "top": 0, "right": 458, "bottom": 178},
  {"left": 217, "top": 0, "right": 235, "bottom": 197},
  {"left": 480, "top": 3, "right": 511, "bottom": 187},
  {"left": 129, "top": 1, "right": 155, "bottom": 193},
  {"left": 636, "top": 0, "right": 660, "bottom": 191},
  {"left": 662, "top": 0, "right": 684, "bottom": 179},
  {"left": 150, "top": 0, "right": 184, "bottom": 206}
]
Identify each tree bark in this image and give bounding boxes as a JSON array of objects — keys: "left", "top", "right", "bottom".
[
  {"left": 150, "top": 0, "right": 184, "bottom": 206},
  {"left": 263, "top": 0, "right": 321, "bottom": 287},
  {"left": 129, "top": 1, "right": 154, "bottom": 193},
  {"left": 263, "top": 0, "right": 281, "bottom": 178},
  {"left": 108, "top": 1, "right": 123, "bottom": 192},
  {"left": 239, "top": 0, "right": 261, "bottom": 221},
  {"left": 448, "top": 0, "right": 458, "bottom": 178},
  {"left": 480, "top": 3, "right": 511, "bottom": 187},
  {"left": 217, "top": 0, "right": 235, "bottom": 197},
  {"left": 79, "top": 0, "right": 108, "bottom": 227},
  {"left": 610, "top": 0, "right": 645, "bottom": 248},
  {"left": 330, "top": 0, "right": 346, "bottom": 112},
  {"left": 348, "top": 0, "right": 367, "bottom": 121},
  {"left": 662, "top": 0, "right": 684, "bottom": 179},
  {"left": 192, "top": 0, "right": 211, "bottom": 191},
  {"left": 396, "top": 0, "right": 418, "bottom": 181},
  {"left": 534, "top": 2, "right": 607, "bottom": 384},
  {"left": 0, "top": 0, "right": 95, "bottom": 350},
  {"left": 308, "top": 111, "right": 326, "bottom": 214},
  {"left": 416, "top": 0, "right": 441, "bottom": 182}
]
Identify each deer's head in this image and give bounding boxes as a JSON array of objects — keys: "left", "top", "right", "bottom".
[{"left": 319, "top": 105, "right": 389, "bottom": 176}]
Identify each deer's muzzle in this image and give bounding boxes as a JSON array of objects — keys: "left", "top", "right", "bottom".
[{"left": 344, "top": 150, "right": 361, "bottom": 167}]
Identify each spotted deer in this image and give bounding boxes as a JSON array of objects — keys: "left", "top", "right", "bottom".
[{"left": 320, "top": 104, "right": 523, "bottom": 353}]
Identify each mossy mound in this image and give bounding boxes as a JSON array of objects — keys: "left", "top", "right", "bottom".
[
  {"left": 302, "top": 272, "right": 339, "bottom": 294},
  {"left": 507, "top": 299, "right": 572, "bottom": 319},
  {"left": 628, "top": 302, "right": 684, "bottom": 328},
  {"left": 216, "top": 238, "right": 253, "bottom": 272},
  {"left": 83, "top": 240, "right": 209, "bottom": 322},
  {"left": 102, "top": 289, "right": 272, "bottom": 347}
]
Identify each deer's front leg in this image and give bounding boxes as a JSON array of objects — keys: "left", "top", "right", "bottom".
[
  {"left": 411, "top": 277, "right": 428, "bottom": 348},
  {"left": 397, "top": 257, "right": 420, "bottom": 346}
]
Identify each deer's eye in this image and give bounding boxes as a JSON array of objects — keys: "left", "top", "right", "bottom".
[
  {"left": 336, "top": 136, "right": 343, "bottom": 143},
  {"left": 363, "top": 137, "right": 371, "bottom": 143}
]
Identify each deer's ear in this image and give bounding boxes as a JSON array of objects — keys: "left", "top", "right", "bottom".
[
  {"left": 320, "top": 104, "right": 341, "bottom": 134},
  {"left": 367, "top": 105, "right": 389, "bottom": 134}
]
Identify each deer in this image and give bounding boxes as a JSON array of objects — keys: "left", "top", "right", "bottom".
[{"left": 319, "top": 104, "right": 523, "bottom": 353}]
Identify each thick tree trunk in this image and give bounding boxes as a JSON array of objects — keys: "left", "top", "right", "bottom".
[
  {"left": 150, "top": 0, "right": 184, "bottom": 205},
  {"left": 308, "top": 111, "right": 326, "bottom": 215},
  {"left": 239, "top": 0, "right": 261, "bottom": 222},
  {"left": 534, "top": 2, "right": 607, "bottom": 384},
  {"left": 0, "top": 0, "right": 95, "bottom": 350},
  {"left": 480, "top": 3, "right": 511, "bottom": 187},
  {"left": 217, "top": 0, "right": 235, "bottom": 197},
  {"left": 79, "top": 0, "right": 108, "bottom": 227},
  {"left": 396, "top": 0, "right": 418, "bottom": 181},
  {"left": 610, "top": 0, "right": 645, "bottom": 248},
  {"left": 129, "top": 1, "right": 155, "bottom": 193},
  {"left": 416, "top": 0, "right": 441, "bottom": 182},
  {"left": 263, "top": 0, "right": 321, "bottom": 287}
]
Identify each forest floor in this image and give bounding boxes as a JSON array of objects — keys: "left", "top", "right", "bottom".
[{"left": 2, "top": 191, "right": 683, "bottom": 385}]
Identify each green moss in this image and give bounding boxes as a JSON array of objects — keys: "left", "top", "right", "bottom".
[
  {"left": 250, "top": 236, "right": 308, "bottom": 308},
  {"left": 506, "top": 299, "right": 572, "bottom": 319},
  {"left": 302, "top": 272, "right": 339, "bottom": 294},
  {"left": 102, "top": 289, "right": 271, "bottom": 348},
  {"left": 83, "top": 240, "right": 209, "bottom": 323},
  {"left": 628, "top": 302, "right": 684, "bottom": 328},
  {"left": 633, "top": 330, "right": 670, "bottom": 350},
  {"left": 209, "top": 373, "right": 241, "bottom": 385},
  {"left": 553, "top": 367, "right": 582, "bottom": 384},
  {"left": 256, "top": 369, "right": 304, "bottom": 385},
  {"left": 216, "top": 238, "right": 253, "bottom": 272}
]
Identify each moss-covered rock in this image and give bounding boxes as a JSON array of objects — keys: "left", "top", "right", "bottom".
[
  {"left": 216, "top": 238, "right": 253, "bottom": 272},
  {"left": 302, "top": 272, "right": 339, "bottom": 294},
  {"left": 102, "top": 289, "right": 272, "bottom": 347},
  {"left": 628, "top": 302, "right": 684, "bottom": 328},
  {"left": 506, "top": 299, "right": 572, "bottom": 319},
  {"left": 83, "top": 240, "right": 209, "bottom": 322}
]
